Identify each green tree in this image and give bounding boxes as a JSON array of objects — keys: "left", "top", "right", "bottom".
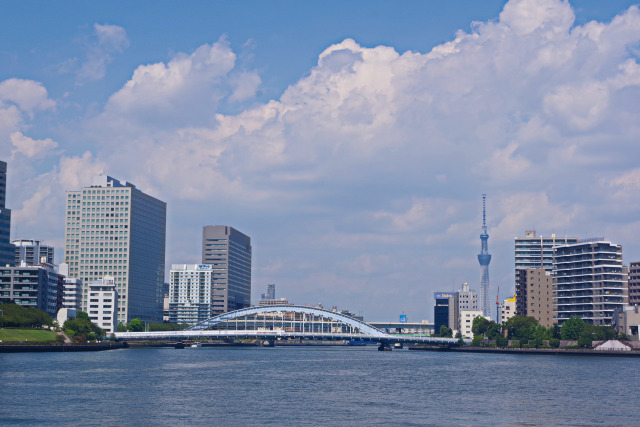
[
  {"left": 0, "top": 303, "right": 53, "bottom": 328},
  {"left": 117, "top": 322, "right": 128, "bottom": 332},
  {"left": 439, "top": 325, "right": 453, "bottom": 338},
  {"left": 63, "top": 311, "right": 103, "bottom": 342},
  {"left": 504, "top": 315, "right": 539, "bottom": 340},
  {"left": 148, "top": 323, "right": 190, "bottom": 332},
  {"left": 471, "top": 334, "right": 485, "bottom": 346},
  {"left": 496, "top": 335, "right": 508, "bottom": 347},
  {"left": 472, "top": 317, "right": 492, "bottom": 337},
  {"left": 128, "top": 318, "right": 144, "bottom": 332},
  {"left": 560, "top": 316, "right": 585, "bottom": 340}
]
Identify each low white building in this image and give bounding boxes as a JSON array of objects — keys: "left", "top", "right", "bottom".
[
  {"left": 460, "top": 310, "right": 487, "bottom": 338},
  {"left": 87, "top": 276, "right": 118, "bottom": 333},
  {"left": 499, "top": 295, "right": 516, "bottom": 324}
]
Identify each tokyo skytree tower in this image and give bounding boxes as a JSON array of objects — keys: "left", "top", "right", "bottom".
[{"left": 478, "top": 194, "right": 492, "bottom": 318}]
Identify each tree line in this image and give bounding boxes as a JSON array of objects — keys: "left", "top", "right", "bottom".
[{"left": 433, "top": 315, "right": 621, "bottom": 348}]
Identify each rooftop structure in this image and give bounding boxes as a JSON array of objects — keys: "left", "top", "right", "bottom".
[{"left": 13, "top": 239, "right": 54, "bottom": 266}]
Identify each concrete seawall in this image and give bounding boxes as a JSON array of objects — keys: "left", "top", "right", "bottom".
[
  {"left": 409, "top": 345, "right": 640, "bottom": 357},
  {"left": 0, "top": 342, "right": 128, "bottom": 353}
]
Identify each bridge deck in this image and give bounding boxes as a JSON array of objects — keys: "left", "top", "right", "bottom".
[{"left": 114, "top": 330, "right": 468, "bottom": 344}]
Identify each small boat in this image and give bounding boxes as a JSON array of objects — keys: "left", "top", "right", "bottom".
[{"left": 190, "top": 342, "right": 202, "bottom": 348}]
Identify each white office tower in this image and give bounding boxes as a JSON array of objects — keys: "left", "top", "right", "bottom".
[
  {"left": 87, "top": 276, "right": 118, "bottom": 333},
  {"left": 63, "top": 175, "right": 166, "bottom": 324},
  {"left": 168, "top": 264, "right": 217, "bottom": 324}
]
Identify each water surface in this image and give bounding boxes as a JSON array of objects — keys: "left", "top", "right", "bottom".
[{"left": 0, "top": 346, "right": 637, "bottom": 426}]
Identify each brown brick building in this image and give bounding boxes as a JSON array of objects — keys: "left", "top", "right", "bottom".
[{"left": 515, "top": 268, "right": 554, "bottom": 328}]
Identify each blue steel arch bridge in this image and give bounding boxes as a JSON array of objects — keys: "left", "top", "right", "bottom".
[{"left": 115, "top": 305, "right": 469, "bottom": 347}]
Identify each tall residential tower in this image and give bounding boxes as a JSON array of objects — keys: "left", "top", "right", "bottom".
[
  {"left": 64, "top": 175, "right": 166, "bottom": 323},
  {"left": 477, "top": 194, "right": 491, "bottom": 318},
  {"left": 554, "top": 240, "right": 628, "bottom": 326},
  {"left": 514, "top": 230, "right": 579, "bottom": 282}
]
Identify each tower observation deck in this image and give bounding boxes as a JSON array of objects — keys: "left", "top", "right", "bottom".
[{"left": 478, "top": 194, "right": 491, "bottom": 318}]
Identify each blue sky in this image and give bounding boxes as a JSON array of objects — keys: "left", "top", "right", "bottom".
[{"left": 1, "top": 0, "right": 640, "bottom": 321}]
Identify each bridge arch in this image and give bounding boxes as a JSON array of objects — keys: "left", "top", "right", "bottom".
[{"left": 186, "top": 305, "right": 387, "bottom": 338}]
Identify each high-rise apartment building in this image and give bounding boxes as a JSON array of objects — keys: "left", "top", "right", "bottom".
[
  {"left": 168, "top": 264, "right": 217, "bottom": 324},
  {"left": 554, "top": 241, "right": 628, "bottom": 326},
  {"left": 202, "top": 225, "right": 251, "bottom": 313},
  {"left": 0, "top": 161, "right": 15, "bottom": 267},
  {"left": 515, "top": 230, "right": 579, "bottom": 283},
  {"left": 64, "top": 175, "right": 166, "bottom": 323},
  {"left": 629, "top": 262, "right": 640, "bottom": 305},
  {"left": 515, "top": 268, "right": 554, "bottom": 328},
  {"left": 0, "top": 263, "right": 63, "bottom": 317},
  {"left": 13, "top": 239, "right": 54, "bottom": 266}
]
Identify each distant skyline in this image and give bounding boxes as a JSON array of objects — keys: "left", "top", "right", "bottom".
[{"left": 2, "top": 0, "right": 640, "bottom": 322}]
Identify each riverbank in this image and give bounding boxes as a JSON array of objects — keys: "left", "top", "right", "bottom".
[
  {"left": 408, "top": 345, "right": 640, "bottom": 357},
  {"left": 0, "top": 341, "right": 128, "bottom": 353}
]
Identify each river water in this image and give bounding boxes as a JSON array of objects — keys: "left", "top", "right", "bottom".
[{"left": 0, "top": 346, "right": 638, "bottom": 426}]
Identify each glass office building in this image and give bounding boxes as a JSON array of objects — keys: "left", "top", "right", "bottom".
[
  {"left": 202, "top": 225, "right": 251, "bottom": 314},
  {"left": 64, "top": 175, "right": 166, "bottom": 323},
  {"left": 0, "top": 161, "right": 15, "bottom": 267}
]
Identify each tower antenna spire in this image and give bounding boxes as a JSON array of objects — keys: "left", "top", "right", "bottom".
[{"left": 482, "top": 194, "right": 487, "bottom": 233}]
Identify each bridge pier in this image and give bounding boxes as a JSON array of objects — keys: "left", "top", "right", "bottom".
[
  {"left": 261, "top": 339, "right": 275, "bottom": 347},
  {"left": 378, "top": 342, "right": 392, "bottom": 351}
]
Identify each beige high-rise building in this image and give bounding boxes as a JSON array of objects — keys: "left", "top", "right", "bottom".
[{"left": 515, "top": 268, "right": 554, "bottom": 328}]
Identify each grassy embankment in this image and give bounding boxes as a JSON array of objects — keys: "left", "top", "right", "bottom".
[{"left": 0, "top": 329, "right": 59, "bottom": 342}]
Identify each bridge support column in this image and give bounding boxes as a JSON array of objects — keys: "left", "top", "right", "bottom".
[
  {"left": 261, "top": 339, "right": 275, "bottom": 347},
  {"left": 378, "top": 342, "right": 392, "bottom": 351}
]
